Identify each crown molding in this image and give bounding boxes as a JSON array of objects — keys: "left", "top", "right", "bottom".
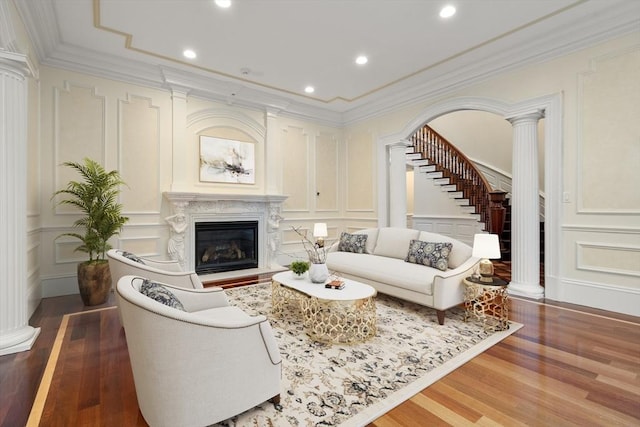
[
  {"left": 12, "top": 0, "right": 59, "bottom": 61},
  {"left": 342, "top": 2, "right": 640, "bottom": 125},
  {"left": 13, "top": 0, "right": 640, "bottom": 128}
]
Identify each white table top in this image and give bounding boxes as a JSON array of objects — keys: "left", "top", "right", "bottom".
[{"left": 272, "top": 271, "right": 376, "bottom": 301}]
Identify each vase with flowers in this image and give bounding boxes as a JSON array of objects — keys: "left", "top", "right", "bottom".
[{"left": 291, "top": 225, "right": 329, "bottom": 283}]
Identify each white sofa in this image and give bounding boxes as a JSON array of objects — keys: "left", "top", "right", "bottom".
[
  {"left": 117, "top": 275, "right": 282, "bottom": 427},
  {"left": 326, "top": 227, "right": 479, "bottom": 324}
]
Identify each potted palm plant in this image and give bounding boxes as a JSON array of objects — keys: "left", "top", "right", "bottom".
[{"left": 52, "top": 158, "right": 129, "bottom": 306}]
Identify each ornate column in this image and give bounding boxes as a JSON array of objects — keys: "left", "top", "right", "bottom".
[
  {"left": 165, "top": 201, "right": 189, "bottom": 269},
  {"left": 0, "top": 51, "right": 40, "bottom": 355},
  {"left": 266, "top": 200, "right": 284, "bottom": 268},
  {"left": 507, "top": 111, "right": 545, "bottom": 299},
  {"left": 389, "top": 142, "right": 408, "bottom": 228}
]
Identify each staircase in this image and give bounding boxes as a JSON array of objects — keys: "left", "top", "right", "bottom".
[
  {"left": 501, "top": 200, "right": 512, "bottom": 261},
  {"left": 406, "top": 125, "right": 495, "bottom": 233},
  {"left": 407, "top": 124, "right": 545, "bottom": 268}
]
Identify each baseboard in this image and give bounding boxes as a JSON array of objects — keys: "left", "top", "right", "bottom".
[
  {"left": 41, "top": 276, "right": 79, "bottom": 298},
  {"left": 550, "top": 278, "right": 640, "bottom": 317}
]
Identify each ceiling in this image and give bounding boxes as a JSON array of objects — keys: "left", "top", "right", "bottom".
[{"left": 14, "top": 0, "right": 640, "bottom": 124}]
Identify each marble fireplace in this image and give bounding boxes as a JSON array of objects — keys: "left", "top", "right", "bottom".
[{"left": 163, "top": 192, "right": 287, "bottom": 276}]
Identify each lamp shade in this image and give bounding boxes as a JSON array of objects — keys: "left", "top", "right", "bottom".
[
  {"left": 472, "top": 234, "right": 501, "bottom": 259},
  {"left": 313, "top": 223, "right": 328, "bottom": 238}
]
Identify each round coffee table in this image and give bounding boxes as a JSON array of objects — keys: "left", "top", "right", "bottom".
[{"left": 271, "top": 271, "right": 377, "bottom": 344}]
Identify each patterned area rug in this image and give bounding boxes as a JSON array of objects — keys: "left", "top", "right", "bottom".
[{"left": 214, "top": 283, "right": 522, "bottom": 426}]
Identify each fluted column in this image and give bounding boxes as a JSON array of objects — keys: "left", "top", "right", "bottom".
[
  {"left": 0, "top": 52, "right": 40, "bottom": 355},
  {"left": 507, "top": 111, "right": 545, "bottom": 299},
  {"left": 389, "top": 142, "right": 407, "bottom": 228}
]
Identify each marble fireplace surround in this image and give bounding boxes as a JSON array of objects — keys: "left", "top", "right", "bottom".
[{"left": 163, "top": 192, "right": 287, "bottom": 278}]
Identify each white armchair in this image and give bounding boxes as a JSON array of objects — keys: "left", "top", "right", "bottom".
[
  {"left": 116, "top": 275, "right": 282, "bottom": 427},
  {"left": 107, "top": 249, "right": 204, "bottom": 290}
]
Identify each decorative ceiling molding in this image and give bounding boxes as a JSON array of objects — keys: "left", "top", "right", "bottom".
[{"left": 11, "top": 0, "right": 640, "bottom": 127}]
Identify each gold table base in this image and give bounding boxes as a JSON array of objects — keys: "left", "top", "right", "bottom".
[
  {"left": 463, "top": 279, "right": 509, "bottom": 332},
  {"left": 271, "top": 280, "right": 377, "bottom": 344}
]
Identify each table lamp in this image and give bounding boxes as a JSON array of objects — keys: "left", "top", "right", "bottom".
[
  {"left": 313, "top": 223, "right": 328, "bottom": 248},
  {"left": 472, "top": 233, "right": 501, "bottom": 283}
]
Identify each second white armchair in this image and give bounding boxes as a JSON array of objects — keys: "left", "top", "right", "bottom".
[{"left": 117, "top": 275, "right": 282, "bottom": 427}]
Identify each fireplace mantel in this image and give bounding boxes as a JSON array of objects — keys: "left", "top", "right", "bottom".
[
  {"left": 164, "top": 192, "right": 288, "bottom": 205},
  {"left": 163, "top": 192, "right": 287, "bottom": 275}
]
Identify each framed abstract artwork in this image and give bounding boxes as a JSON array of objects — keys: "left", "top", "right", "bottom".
[{"left": 199, "top": 136, "right": 255, "bottom": 184}]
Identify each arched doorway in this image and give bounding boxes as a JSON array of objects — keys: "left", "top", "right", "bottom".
[{"left": 377, "top": 95, "right": 563, "bottom": 299}]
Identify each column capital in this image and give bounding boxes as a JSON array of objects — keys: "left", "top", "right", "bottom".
[
  {"left": 388, "top": 140, "right": 409, "bottom": 158},
  {"left": 506, "top": 110, "right": 545, "bottom": 125},
  {"left": 0, "top": 50, "right": 36, "bottom": 78},
  {"left": 169, "top": 87, "right": 190, "bottom": 99},
  {"left": 389, "top": 139, "right": 410, "bottom": 148}
]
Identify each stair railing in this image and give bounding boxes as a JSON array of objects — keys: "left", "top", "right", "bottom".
[{"left": 409, "top": 125, "right": 499, "bottom": 233}]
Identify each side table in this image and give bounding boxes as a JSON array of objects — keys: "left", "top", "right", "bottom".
[{"left": 463, "top": 276, "right": 509, "bottom": 331}]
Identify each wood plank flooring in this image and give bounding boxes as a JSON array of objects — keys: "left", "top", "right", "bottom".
[{"left": 1, "top": 277, "right": 638, "bottom": 427}]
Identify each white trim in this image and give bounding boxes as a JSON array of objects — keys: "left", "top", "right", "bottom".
[
  {"left": 563, "top": 225, "right": 640, "bottom": 234},
  {"left": 510, "top": 296, "right": 640, "bottom": 325},
  {"left": 554, "top": 278, "right": 640, "bottom": 317}
]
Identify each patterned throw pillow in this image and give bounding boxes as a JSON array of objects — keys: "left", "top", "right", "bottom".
[
  {"left": 121, "top": 251, "right": 146, "bottom": 265},
  {"left": 139, "top": 279, "right": 186, "bottom": 311},
  {"left": 338, "top": 232, "right": 368, "bottom": 254},
  {"left": 405, "top": 240, "right": 453, "bottom": 271}
]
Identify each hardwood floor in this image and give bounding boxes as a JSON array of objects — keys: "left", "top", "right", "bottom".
[{"left": 1, "top": 277, "right": 638, "bottom": 427}]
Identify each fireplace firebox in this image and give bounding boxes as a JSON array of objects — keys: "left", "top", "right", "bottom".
[{"left": 195, "top": 221, "right": 258, "bottom": 274}]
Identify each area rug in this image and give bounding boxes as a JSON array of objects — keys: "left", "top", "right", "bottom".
[{"left": 214, "top": 283, "right": 522, "bottom": 426}]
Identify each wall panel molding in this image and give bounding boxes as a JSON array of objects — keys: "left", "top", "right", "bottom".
[
  {"left": 315, "top": 131, "right": 339, "bottom": 212},
  {"left": 576, "top": 45, "right": 640, "bottom": 214},
  {"left": 117, "top": 236, "right": 164, "bottom": 258},
  {"left": 563, "top": 225, "right": 640, "bottom": 234},
  {"left": 281, "top": 126, "right": 310, "bottom": 212},
  {"left": 411, "top": 215, "right": 484, "bottom": 246},
  {"left": 118, "top": 94, "right": 162, "bottom": 214},
  {"left": 187, "top": 108, "right": 265, "bottom": 140},
  {"left": 576, "top": 241, "right": 640, "bottom": 277},
  {"left": 345, "top": 134, "right": 375, "bottom": 212},
  {"left": 53, "top": 81, "right": 106, "bottom": 214}
]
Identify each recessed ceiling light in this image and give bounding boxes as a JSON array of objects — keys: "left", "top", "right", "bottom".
[
  {"left": 183, "top": 49, "right": 197, "bottom": 59},
  {"left": 304, "top": 86, "right": 315, "bottom": 94},
  {"left": 355, "top": 55, "right": 368, "bottom": 65},
  {"left": 440, "top": 5, "right": 456, "bottom": 18},
  {"left": 215, "top": 0, "right": 231, "bottom": 8}
]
